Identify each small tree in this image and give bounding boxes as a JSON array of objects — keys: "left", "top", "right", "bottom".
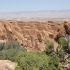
[
  {"left": 44, "top": 40, "right": 54, "bottom": 55},
  {"left": 56, "top": 37, "right": 67, "bottom": 57},
  {"left": 58, "top": 37, "right": 67, "bottom": 48}
]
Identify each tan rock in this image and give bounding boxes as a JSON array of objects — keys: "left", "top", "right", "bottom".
[
  {"left": 0, "top": 60, "right": 17, "bottom": 70},
  {"left": 56, "top": 21, "right": 70, "bottom": 40},
  {"left": 0, "top": 20, "right": 61, "bottom": 51}
]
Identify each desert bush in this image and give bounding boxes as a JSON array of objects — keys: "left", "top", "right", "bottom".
[
  {"left": 49, "top": 54, "right": 59, "bottom": 67},
  {"left": 58, "top": 37, "right": 70, "bottom": 54},
  {"left": 57, "top": 37, "right": 68, "bottom": 57},
  {"left": 15, "top": 51, "right": 62, "bottom": 70},
  {"left": 0, "top": 49, "right": 21, "bottom": 61},
  {"left": 15, "top": 66, "right": 23, "bottom": 70},
  {"left": 56, "top": 44, "right": 65, "bottom": 57},
  {"left": 0, "top": 42, "right": 26, "bottom": 61},
  {"left": 58, "top": 37, "right": 67, "bottom": 48},
  {"left": 44, "top": 40, "right": 62, "bottom": 70},
  {"left": 0, "top": 42, "right": 26, "bottom": 51},
  {"left": 0, "top": 43, "right": 4, "bottom": 50},
  {"left": 0, "top": 41, "right": 62, "bottom": 70},
  {"left": 48, "top": 52, "right": 62, "bottom": 70},
  {"left": 44, "top": 40, "right": 54, "bottom": 48},
  {"left": 16, "top": 52, "right": 49, "bottom": 70},
  {"left": 44, "top": 40, "right": 54, "bottom": 55}
]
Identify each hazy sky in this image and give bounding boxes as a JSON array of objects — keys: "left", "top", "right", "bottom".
[{"left": 0, "top": 0, "right": 70, "bottom": 12}]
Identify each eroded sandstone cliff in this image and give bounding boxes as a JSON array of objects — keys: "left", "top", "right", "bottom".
[
  {"left": 56, "top": 21, "right": 70, "bottom": 40},
  {"left": 0, "top": 20, "right": 62, "bottom": 51}
]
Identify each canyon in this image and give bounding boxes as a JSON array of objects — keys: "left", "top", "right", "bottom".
[
  {"left": 0, "top": 20, "right": 70, "bottom": 70},
  {"left": 0, "top": 20, "right": 70, "bottom": 51},
  {"left": 0, "top": 20, "right": 68, "bottom": 51}
]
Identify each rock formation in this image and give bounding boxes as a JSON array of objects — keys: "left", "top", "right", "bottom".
[
  {"left": 56, "top": 21, "right": 70, "bottom": 39},
  {"left": 0, "top": 60, "right": 17, "bottom": 70},
  {"left": 0, "top": 20, "right": 61, "bottom": 51},
  {"left": 56, "top": 21, "right": 70, "bottom": 70}
]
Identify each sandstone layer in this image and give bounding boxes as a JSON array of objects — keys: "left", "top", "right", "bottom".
[
  {"left": 0, "top": 20, "right": 62, "bottom": 51},
  {"left": 56, "top": 20, "right": 70, "bottom": 40}
]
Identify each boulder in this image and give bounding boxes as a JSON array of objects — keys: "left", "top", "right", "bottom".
[{"left": 0, "top": 60, "right": 17, "bottom": 70}]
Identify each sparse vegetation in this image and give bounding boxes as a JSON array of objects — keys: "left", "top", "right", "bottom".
[
  {"left": 15, "top": 66, "right": 23, "bottom": 70},
  {"left": 0, "top": 42, "right": 26, "bottom": 51},
  {"left": 15, "top": 51, "right": 61, "bottom": 70},
  {"left": 0, "top": 42, "right": 26, "bottom": 61},
  {"left": 56, "top": 37, "right": 70, "bottom": 70},
  {"left": 56, "top": 37, "right": 68, "bottom": 57},
  {"left": 44, "top": 40, "right": 54, "bottom": 55},
  {"left": 0, "top": 41, "right": 62, "bottom": 70},
  {"left": 58, "top": 37, "right": 67, "bottom": 47}
]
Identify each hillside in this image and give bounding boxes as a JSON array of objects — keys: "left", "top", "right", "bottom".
[
  {"left": 0, "top": 20, "right": 62, "bottom": 51},
  {"left": 0, "top": 20, "right": 70, "bottom": 52},
  {"left": 0, "top": 20, "right": 70, "bottom": 70}
]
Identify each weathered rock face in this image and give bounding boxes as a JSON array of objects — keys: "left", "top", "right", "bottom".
[
  {"left": 56, "top": 21, "right": 70, "bottom": 70},
  {"left": 64, "top": 21, "right": 70, "bottom": 34},
  {"left": 56, "top": 21, "right": 70, "bottom": 39},
  {"left": 0, "top": 20, "right": 61, "bottom": 51},
  {"left": 0, "top": 60, "right": 17, "bottom": 70}
]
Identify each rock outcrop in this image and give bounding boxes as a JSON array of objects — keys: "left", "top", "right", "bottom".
[
  {"left": 0, "top": 20, "right": 61, "bottom": 51},
  {"left": 0, "top": 60, "right": 17, "bottom": 70},
  {"left": 56, "top": 21, "right": 70, "bottom": 70},
  {"left": 56, "top": 20, "right": 70, "bottom": 40}
]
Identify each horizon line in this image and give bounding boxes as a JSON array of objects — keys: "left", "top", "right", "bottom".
[{"left": 0, "top": 9, "right": 70, "bottom": 13}]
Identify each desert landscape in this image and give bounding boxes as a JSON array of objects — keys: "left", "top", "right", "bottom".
[
  {"left": 0, "top": 0, "right": 70, "bottom": 70},
  {"left": 0, "top": 19, "right": 70, "bottom": 70},
  {"left": 0, "top": 20, "right": 58, "bottom": 51}
]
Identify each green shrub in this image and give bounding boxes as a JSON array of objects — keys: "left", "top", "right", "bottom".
[
  {"left": 0, "top": 49, "right": 20, "bottom": 61},
  {"left": 49, "top": 54, "right": 59, "bottom": 67},
  {"left": 0, "top": 42, "right": 26, "bottom": 61},
  {"left": 44, "top": 40, "right": 54, "bottom": 55},
  {"left": 0, "top": 42, "right": 26, "bottom": 51},
  {"left": 56, "top": 44, "right": 65, "bottom": 57},
  {"left": 58, "top": 37, "right": 70, "bottom": 54},
  {"left": 15, "top": 66, "right": 23, "bottom": 70},
  {"left": 44, "top": 40, "right": 54, "bottom": 48},
  {"left": 58, "top": 37, "right": 67, "bottom": 48},
  {"left": 0, "top": 43, "right": 4, "bottom": 50},
  {"left": 15, "top": 51, "right": 62, "bottom": 70},
  {"left": 1, "top": 42, "right": 26, "bottom": 51},
  {"left": 57, "top": 37, "right": 68, "bottom": 57},
  {"left": 15, "top": 52, "right": 49, "bottom": 70}
]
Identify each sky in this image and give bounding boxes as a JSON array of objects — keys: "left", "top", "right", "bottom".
[{"left": 0, "top": 0, "right": 70, "bottom": 13}]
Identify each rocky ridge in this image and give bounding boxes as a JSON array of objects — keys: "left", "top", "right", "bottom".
[
  {"left": 0, "top": 20, "right": 61, "bottom": 51},
  {"left": 56, "top": 21, "right": 70, "bottom": 70},
  {"left": 0, "top": 20, "right": 70, "bottom": 70}
]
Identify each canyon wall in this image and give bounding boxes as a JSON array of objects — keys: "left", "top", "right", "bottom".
[{"left": 0, "top": 20, "right": 62, "bottom": 51}]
